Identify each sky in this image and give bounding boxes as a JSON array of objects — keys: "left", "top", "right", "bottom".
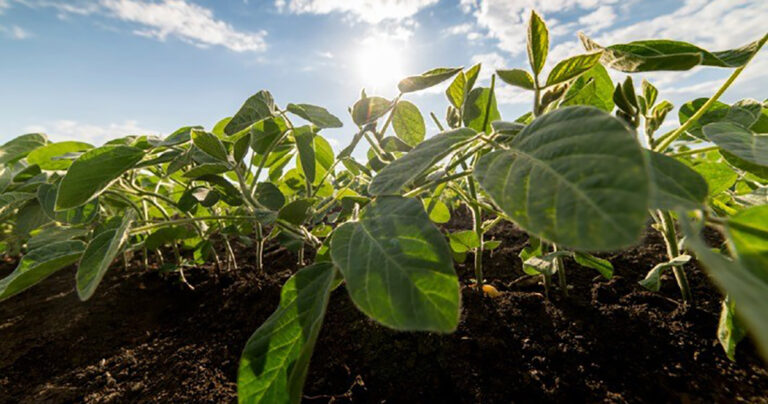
[{"left": 0, "top": 0, "right": 766, "bottom": 149}]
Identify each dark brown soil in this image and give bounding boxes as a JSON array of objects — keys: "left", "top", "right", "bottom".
[{"left": 1, "top": 216, "right": 767, "bottom": 403}]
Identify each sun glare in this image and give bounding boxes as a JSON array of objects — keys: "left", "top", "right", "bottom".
[{"left": 356, "top": 40, "right": 405, "bottom": 91}]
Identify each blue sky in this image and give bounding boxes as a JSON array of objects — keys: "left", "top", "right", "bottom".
[{"left": 0, "top": 0, "right": 766, "bottom": 149}]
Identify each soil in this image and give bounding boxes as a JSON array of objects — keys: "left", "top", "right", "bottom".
[{"left": 1, "top": 212, "right": 768, "bottom": 403}]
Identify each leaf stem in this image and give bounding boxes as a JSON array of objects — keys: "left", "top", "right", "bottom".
[{"left": 667, "top": 145, "right": 720, "bottom": 157}]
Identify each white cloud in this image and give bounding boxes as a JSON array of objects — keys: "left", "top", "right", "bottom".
[
  {"left": 0, "top": 24, "right": 30, "bottom": 39},
  {"left": 101, "top": 0, "right": 267, "bottom": 52},
  {"left": 578, "top": 5, "right": 615, "bottom": 34},
  {"left": 461, "top": 0, "right": 618, "bottom": 55},
  {"left": 13, "top": 0, "right": 267, "bottom": 52},
  {"left": 0, "top": 0, "right": 9, "bottom": 14},
  {"left": 443, "top": 22, "right": 482, "bottom": 41},
  {"left": 275, "top": 0, "right": 438, "bottom": 24},
  {"left": 25, "top": 120, "right": 160, "bottom": 145}
]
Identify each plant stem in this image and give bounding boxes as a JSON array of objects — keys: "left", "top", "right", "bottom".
[
  {"left": 658, "top": 210, "right": 692, "bottom": 303},
  {"left": 668, "top": 145, "right": 720, "bottom": 157},
  {"left": 553, "top": 244, "right": 567, "bottom": 297},
  {"left": 654, "top": 65, "right": 748, "bottom": 152},
  {"left": 430, "top": 112, "right": 445, "bottom": 131}
]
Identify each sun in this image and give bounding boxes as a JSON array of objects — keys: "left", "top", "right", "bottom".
[{"left": 356, "top": 40, "right": 405, "bottom": 91}]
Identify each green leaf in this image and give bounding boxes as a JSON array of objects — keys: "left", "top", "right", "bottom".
[
  {"left": 646, "top": 150, "right": 708, "bottom": 210},
  {"left": 0, "top": 240, "right": 85, "bottom": 301},
  {"left": 251, "top": 117, "right": 289, "bottom": 154},
  {"left": 368, "top": 128, "right": 476, "bottom": 195},
  {"left": 638, "top": 255, "right": 691, "bottom": 291},
  {"left": 573, "top": 251, "right": 613, "bottom": 279},
  {"left": 76, "top": 212, "right": 134, "bottom": 301},
  {"left": 0, "top": 133, "right": 47, "bottom": 165},
  {"left": 278, "top": 199, "right": 313, "bottom": 226},
  {"left": 352, "top": 96, "right": 393, "bottom": 126},
  {"left": 545, "top": 52, "right": 603, "bottom": 87},
  {"left": 56, "top": 145, "right": 145, "bottom": 210},
  {"left": 26, "top": 141, "right": 93, "bottom": 170},
  {"left": 37, "top": 183, "right": 98, "bottom": 225},
  {"left": 255, "top": 182, "right": 285, "bottom": 210},
  {"left": 718, "top": 296, "right": 747, "bottom": 361},
  {"left": 527, "top": 11, "right": 548, "bottom": 76},
  {"left": 726, "top": 205, "right": 768, "bottom": 283},
  {"left": 294, "top": 127, "right": 317, "bottom": 184},
  {"left": 474, "top": 106, "right": 649, "bottom": 251},
  {"left": 182, "top": 163, "right": 230, "bottom": 178},
  {"left": 422, "top": 197, "right": 450, "bottom": 224},
  {"left": 445, "top": 71, "right": 467, "bottom": 108},
  {"left": 693, "top": 162, "right": 738, "bottom": 196},
  {"left": 162, "top": 126, "right": 202, "bottom": 146},
  {"left": 225, "top": 90, "right": 276, "bottom": 136},
  {"left": 581, "top": 33, "right": 767, "bottom": 72},
  {"left": 287, "top": 103, "right": 343, "bottom": 129},
  {"left": 561, "top": 64, "right": 614, "bottom": 111},
  {"left": 463, "top": 87, "right": 500, "bottom": 133},
  {"left": 448, "top": 230, "right": 480, "bottom": 253},
  {"left": 398, "top": 67, "right": 462, "bottom": 93},
  {"left": 14, "top": 201, "right": 51, "bottom": 237},
  {"left": 238, "top": 263, "right": 337, "bottom": 404},
  {"left": 497, "top": 69, "right": 535, "bottom": 90},
  {"left": 678, "top": 98, "right": 731, "bottom": 139},
  {"left": 392, "top": 100, "right": 426, "bottom": 147},
  {"left": 0, "top": 192, "right": 36, "bottom": 216},
  {"left": 192, "top": 129, "right": 230, "bottom": 163},
  {"left": 679, "top": 215, "right": 768, "bottom": 361},
  {"left": 704, "top": 122, "right": 768, "bottom": 168},
  {"left": 330, "top": 196, "right": 459, "bottom": 332},
  {"left": 27, "top": 226, "right": 88, "bottom": 251}
]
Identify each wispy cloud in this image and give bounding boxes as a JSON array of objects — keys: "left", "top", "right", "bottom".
[
  {"left": 12, "top": 0, "right": 267, "bottom": 52},
  {"left": 0, "top": 24, "right": 30, "bottom": 39},
  {"left": 275, "top": 0, "right": 438, "bottom": 24}
]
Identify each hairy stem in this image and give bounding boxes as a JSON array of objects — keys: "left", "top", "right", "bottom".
[{"left": 658, "top": 210, "right": 692, "bottom": 303}]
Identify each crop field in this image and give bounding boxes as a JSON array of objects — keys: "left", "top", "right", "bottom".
[{"left": 1, "top": 4, "right": 768, "bottom": 403}]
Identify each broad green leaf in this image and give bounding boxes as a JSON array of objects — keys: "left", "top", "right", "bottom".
[
  {"left": 352, "top": 96, "right": 392, "bottom": 126},
  {"left": 678, "top": 98, "right": 731, "bottom": 139},
  {"left": 523, "top": 251, "right": 570, "bottom": 276},
  {"left": 464, "top": 63, "right": 481, "bottom": 92},
  {"left": 727, "top": 205, "right": 768, "bottom": 283},
  {"left": 251, "top": 117, "right": 289, "bottom": 154},
  {"left": 445, "top": 71, "right": 467, "bottom": 108},
  {"left": 0, "top": 192, "right": 35, "bottom": 215},
  {"left": 225, "top": 91, "right": 276, "bottom": 135},
  {"left": 162, "top": 126, "right": 202, "bottom": 146},
  {"left": 448, "top": 230, "right": 480, "bottom": 253},
  {"left": 646, "top": 150, "right": 708, "bottom": 210},
  {"left": 238, "top": 263, "right": 336, "bottom": 404},
  {"left": 56, "top": 145, "right": 144, "bottom": 210},
  {"left": 581, "top": 33, "right": 767, "bottom": 72},
  {"left": 639, "top": 255, "right": 691, "bottom": 291},
  {"left": 561, "top": 64, "right": 614, "bottom": 111},
  {"left": 182, "top": 163, "right": 230, "bottom": 178},
  {"left": 76, "top": 212, "right": 134, "bottom": 300},
  {"left": 0, "top": 133, "right": 47, "bottom": 165},
  {"left": 37, "top": 183, "right": 98, "bottom": 224},
  {"left": 212, "top": 117, "right": 232, "bottom": 136},
  {"left": 573, "top": 252, "right": 613, "bottom": 279},
  {"left": 422, "top": 197, "right": 450, "bottom": 224},
  {"left": 0, "top": 240, "right": 85, "bottom": 301},
  {"left": 368, "top": 128, "right": 476, "bottom": 195},
  {"left": 704, "top": 122, "right": 768, "bottom": 168},
  {"left": 294, "top": 127, "right": 317, "bottom": 184},
  {"left": 398, "top": 67, "right": 462, "bottom": 93},
  {"left": 192, "top": 129, "right": 229, "bottom": 163},
  {"left": 527, "top": 11, "right": 548, "bottom": 76},
  {"left": 474, "top": 106, "right": 649, "bottom": 251},
  {"left": 545, "top": 52, "right": 602, "bottom": 87},
  {"left": 27, "top": 226, "right": 88, "bottom": 251},
  {"left": 330, "top": 196, "right": 458, "bottom": 332},
  {"left": 718, "top": 296, "right": 746, "bottom": 361},
  {"left": 693, "top": 162, "right": 738, "bottom": 196},
  {"left": 381, "top": 136, "right": 412, "bottom": 153},
  {"left": 392, "top": 100, "right": 425, "bottom": 147},
  {"left": 496, "top": 69, "right": 535, "bottom": 90},
  {"left": 287, "top": 103, "right": 343, "bottom": 128},
  {"left": 26, "top": 141, "right": 93, "bottom": 170},
  {"left": 14, "top": 201, "right": 51, "bottom": 236},
  {"left": 679, "top": 216, "right": 768, "bottom": 360},
  {"left": 278, "top": 199, "right": 313, "bottom": 226},
  {"left": 255, "top": 182, "right": 285, "bottom": 210},
  {"left": 144, "top": 225, "right": 195, "bottom": 251},
  {"left": 463, "top": 87, "right": 500, "bottom": 133}
]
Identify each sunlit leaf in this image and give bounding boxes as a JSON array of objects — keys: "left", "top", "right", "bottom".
[
  {"left": 646, "top": 150, "right": 708, "bottom": 210},
  {"left": 544, "top": 51, "right": 602, "bottom": 87},
  {"left": 392, "top": 100, "right": 426, "bottom": 147},
  {"left": 287, "top": 103, "right": 343, "bottom": 128},
  {"left": 0, "top": 240, "right": 85, "bottom": 301},
  {"left": 76, "top": 212, "right": 135, "bottom": 301},
  {"left": 496, "top": 69, "right": 535, "bottom": 90},
  {"left": 398, "top": 67, "right": 462, "bottom": 93},
  {"left": 527, "top": 11, "right": 548, "bottom": 76}
]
